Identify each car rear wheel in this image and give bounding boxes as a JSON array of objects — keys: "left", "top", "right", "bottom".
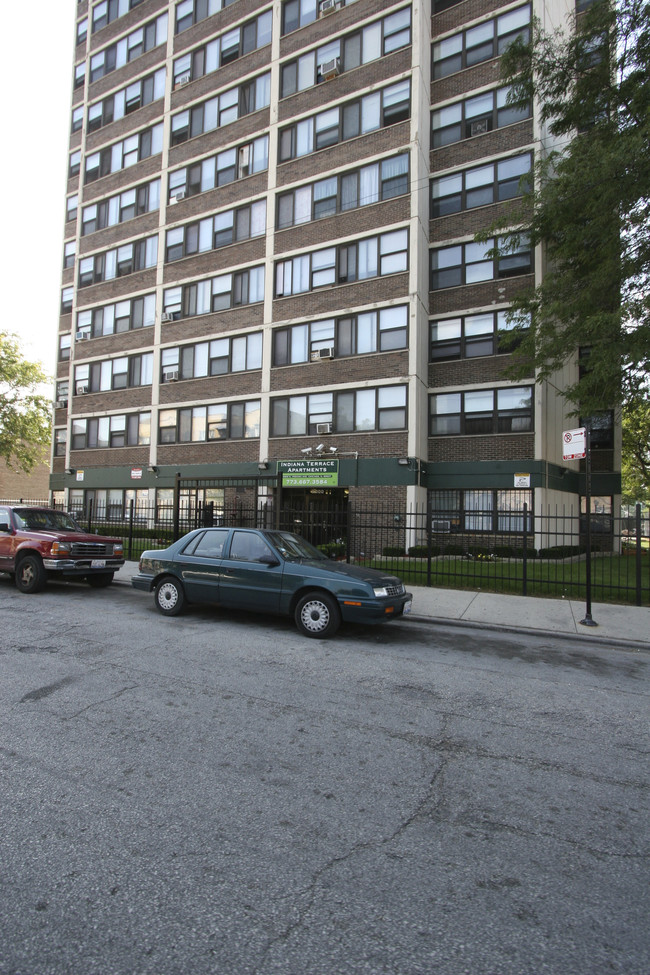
[
  {"left": 15, "top": 554, "right": 47, "bottom": 594},
  {"left": 155, "top": 576, "right": 185, "bottom": 616},
  {"left": 295, "top": 591, "right": 340, "bottom": 639},
  {"left": 87, "top": 572, "right": 114, "bottom": 588}
]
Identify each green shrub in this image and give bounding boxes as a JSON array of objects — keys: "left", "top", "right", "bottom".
[{"left": 383, "top": 545, "right": 407, "bottom": 557}]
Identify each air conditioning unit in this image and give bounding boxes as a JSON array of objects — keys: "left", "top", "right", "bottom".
[
  {"left": 319, "top": 0, "right": 342, "bottom": 15},
  {"left": 316, "top": 422, "right": 333, "bottom": 435},
  {"left": 432, "top": 519, "right": 451, "bottom": 533},
  {"left": 163, "top": 369, "right": 179, "bottom": 382},
  {"left": 319, "top": 57, "right": 341, "bottom": 80},
  {"left": 76, "top": 331, "right": 88, "bottom": 340},
  {"left": 170, "top": 188, "right": 186, "bottom": 202},
  {"left": 470, "top": 117, "right": 490, "bottom": 137},
  {"left": 161, "top": 312, "right": 174, "bottom": 322},
  {"left": 311, "top": 346, "right": 335, "bottom": 361},
  {"left": 76, "top": 383, "right": 89, "bottom": 395},
  {"left": 175, "top": 71, "right": 191, "bottom": 87},
  {"left": 54, "top": 399, "right": 68, "bottom": 409}
]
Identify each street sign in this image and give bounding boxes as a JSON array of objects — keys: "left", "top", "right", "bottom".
[
  {"left": 278, "top": 459, "right": 339, "bottom": 487},
  {"left": 562, "top": 427, "right": 586, "bottom": 460}
]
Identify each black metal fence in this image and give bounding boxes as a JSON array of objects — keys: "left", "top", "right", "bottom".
[{"left": 3, "top": 497, "right": 648, "bottom": 606}]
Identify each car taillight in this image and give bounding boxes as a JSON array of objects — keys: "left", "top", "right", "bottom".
[{"left": 50, "top": 541, "right": 71, "bottom": 556}]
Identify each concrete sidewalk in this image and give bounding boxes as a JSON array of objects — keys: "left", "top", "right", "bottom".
[{"left": 115, "top": 561, "right": 650, "bottom": 651}]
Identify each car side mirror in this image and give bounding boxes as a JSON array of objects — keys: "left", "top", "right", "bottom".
[
  {"left": 0, "top": 522, "right": 10, "bottom": 533},
  {"left": 258, "top": 554, "right": 280, "bottom": 566}
]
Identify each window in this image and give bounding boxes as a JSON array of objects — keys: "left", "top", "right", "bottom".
[
  {"left": 78, "top": 236, "right": 158, "bottom": 288},
  {"left": 279, "top": 80, "right": 410, "bottom": 161},
  {"left": 74, "top": 353, "right": 153, "bottom": 393},
  {"left": 74, "top": 62, "right": 86, "bottom": 89},
  {"left": 271, "top": 385, "right": 406, "bottom": 436},
  {"left": 72, "top": 413, "right": 151, "bottom": 449},
  {"left": 81, "top": 179, "right": 160, "bottom": 236},
  {"left": 61, "top": 289, "right": 74, "bottom": 313},
  {"left": 87, "top": 69, "right": 165, "bottom": 133},
  {"left": 69, "top": 150, "right": 81, "bottom": 178},
  {"left": 429, "top": 387, "right": 533, "bottom": 435},
  {"left": 431, "top": 86, "right": 531, "bottom": 148},
  {"left": 276, "top": 230, "right": 408, "bottom": 297},
  {"left": 159, "top": 401, "right": 260, "bottom": 442},
  {"left": 84, "top": 124, "right": 163, "bottom": 183},
  {"left": 71, "top": 106, "right": 84, "bottom": 133},
  {"left": 173, "top": 11, "right": 271, "bottom": 86},
  {"left": 433, "top": 6, "right": 531, "bottom": 78},
  {"left": 429, "top": 488, "right": 533, "bottom": 532},
  {"left": 89, "top": 13, "right": 168, "bottom": 82},
  {"left": 281, "top": 9, "right": 410, "bottom": 97},
  {"left": 162, "top": 267, "right": 264, "bottom": 320},
  {"left": 66, "top": 195, "right": 79, "bottom": 222},
  {"left": 76, "top": 293, "right": 156, "bottom": 337},
  {"left": 277, "top": 153, "right": 408, "bottom": 229},
  {"left": 161, "top": 333, "right": 262, "bottom": 381},
  {"left": 64, "top": 242, "right": 76, "bottom": 270},
  {"left": 430, "top": 310, "right": 526, "bottom": 360},
  {"left": 77, "top": 17, "right": 89, "bottom": 43},
  {"left": 431, "top": 153, "right": 532, "bottom": 217},
  {"left": 273, "top": 306, "right": 408, "bottom": 364},
  {"left": 282, "top": 0, "right": 317, "bottom": 34},
  {"left": 165, "top": 201, "right": 265, "bottom": 261},
  {"left": 430, "top": 237, "right": 531, "bottom": 290},
  {"left": 175, "top": 0, "right": 238, "bottom": 34},
  {"left": 59, "top": 335, "right": 72, "bottom": 361},
  {"left": 170, "top": 73, "right": 270, "bottom": 146},
  {"left": 93, "top": 0, "right": 146, "bottom": 33},
  {"left": 168, "top": 135, "right": 268, "bottom": 201},
  {"left": 54, "top": 428, "right": 67, "bottom": 457}
]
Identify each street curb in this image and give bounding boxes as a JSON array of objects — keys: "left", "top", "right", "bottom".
[{"left": 407, "top": 612, "right": 650, "bottom": 652}]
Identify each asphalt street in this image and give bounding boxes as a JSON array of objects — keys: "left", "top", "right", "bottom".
[{"left": 1, "top": 576, "right": 648, "bottom": 975}]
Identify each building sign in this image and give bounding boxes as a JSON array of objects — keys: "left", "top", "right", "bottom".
[
  {"left": 279, "top": 459, "right": 339, "bottom": 487},
  {"left": 562, "top": 427, "right": 586, "bottom": 461},
  {"left": 75, "top": 470, "right": 85, "bottom": 482},
  {"left": 131, "top": 467, "right": 143, "bottom": 479},
  {"left": 514, "top": 473, "right": 530, "bottom": 488}
]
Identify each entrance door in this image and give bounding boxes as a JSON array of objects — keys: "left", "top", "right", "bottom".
[{"left": 279, "top": 489, "right": 348, "bottom": 548}]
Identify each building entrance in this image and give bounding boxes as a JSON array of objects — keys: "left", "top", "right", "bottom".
[{"left": 279, "top": 488, "right": 348, "bottom": 549}]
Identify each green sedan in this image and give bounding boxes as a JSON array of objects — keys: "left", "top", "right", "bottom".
[{"left": 132, "top": 527, "right": 412, "bottom": 638}]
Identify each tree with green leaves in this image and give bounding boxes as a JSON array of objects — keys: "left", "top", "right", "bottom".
[
  {"left": 621, "top": 400, "right": 650, "bottom": 506},
  {"left": 482, "top": 0, "right": 649, "bottom": 417},
  {"left": 0, "top": 332, "right": 52, "bottom": 474}
]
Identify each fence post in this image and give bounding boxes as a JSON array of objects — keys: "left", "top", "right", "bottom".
[
  {"left": 426, "top": 493, "right": 432, "bottom": 588},
  {"left": 173, "top": 473, "right": 181, "bottom": 540},
  {"left": 636, "top": 502, "right": 643, "bottom": 607},
  {"left": 522, "top": 502, "right": 528, "bottom": 597},
  {"left": 127, "top": 498, "right": 135, "bottom": 561},
  {"left": 87, "top": 498, "right": 93, "bottom": 534}
]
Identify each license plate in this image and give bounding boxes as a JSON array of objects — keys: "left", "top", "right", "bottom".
[
  {"left": 403, "top": 599, "right": 412, "bottom": 615},
  {"left": 91, "top": 559, "right": 106, "bottom": 568}
]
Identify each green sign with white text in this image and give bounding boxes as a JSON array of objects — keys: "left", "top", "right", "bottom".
[{"left": 279, "top": 459, "right": 339, "bottom": 487}]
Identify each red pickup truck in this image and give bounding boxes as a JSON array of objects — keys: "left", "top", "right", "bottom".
[{"left": 0, "top": 505, "right": 124, "bottom": 593}]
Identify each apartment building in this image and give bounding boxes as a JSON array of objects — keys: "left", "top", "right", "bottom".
[{"left": 51, "top": 0, "right": 620, "bottom": 535}]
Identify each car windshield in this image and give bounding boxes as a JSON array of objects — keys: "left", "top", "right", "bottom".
[
  {"left": 14, "top": 509, "right": 82, "bottom": 532},
  {"left": 266, "top": 531, "right": 327, "bottom": 561}
]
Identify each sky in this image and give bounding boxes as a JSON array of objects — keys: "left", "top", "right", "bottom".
[{"left": 1, "top": 4, "right": 76, "bottom": 378}]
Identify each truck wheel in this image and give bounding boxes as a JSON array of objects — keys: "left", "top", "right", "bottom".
[
  {"left": 87, "top": 573, "right": 114, "bottom": 588},
  {"left": 295, "top": 591, "right": 340, "bottom": 639},
  {"left": 15, "top": 554, "right": 47, "bottom": 594},
  {"left": 155, "top": 576, "right": 185, "bottom": 616}
]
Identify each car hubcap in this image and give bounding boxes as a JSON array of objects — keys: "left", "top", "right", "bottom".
[
  {"left": 158, "top": 582, "right": 178, "bottom": 609},
  {"left": 300, "top": 599, "right": 329, "bottom": 633},
  {"left": 21, "top": 564, "right": 34, "bottom": 585}
]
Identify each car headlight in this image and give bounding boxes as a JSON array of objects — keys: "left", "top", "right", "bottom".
[
  {"left": 51, "top": 541, "right": 71, "bottom": 556},
  {"left": 373, "top": 586, "right": 389, "bottom": 598},
  {"left": 113, "top": 542, "right": 124, "bottom": 557}
]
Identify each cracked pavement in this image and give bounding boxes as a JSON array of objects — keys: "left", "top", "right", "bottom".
[{"left": 0, "top": 575, "right": 648, "bottom": 975}]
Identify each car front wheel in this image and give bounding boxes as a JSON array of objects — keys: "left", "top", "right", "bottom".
[
  {"left": 155, "top": 576, "right": 185, "bottom": 616},
  {"left": 15, "top": 554, "right": 47, "bottom": 594},
  {"left": 295, "top": 591, "right": 340, "bottom": 639}
]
